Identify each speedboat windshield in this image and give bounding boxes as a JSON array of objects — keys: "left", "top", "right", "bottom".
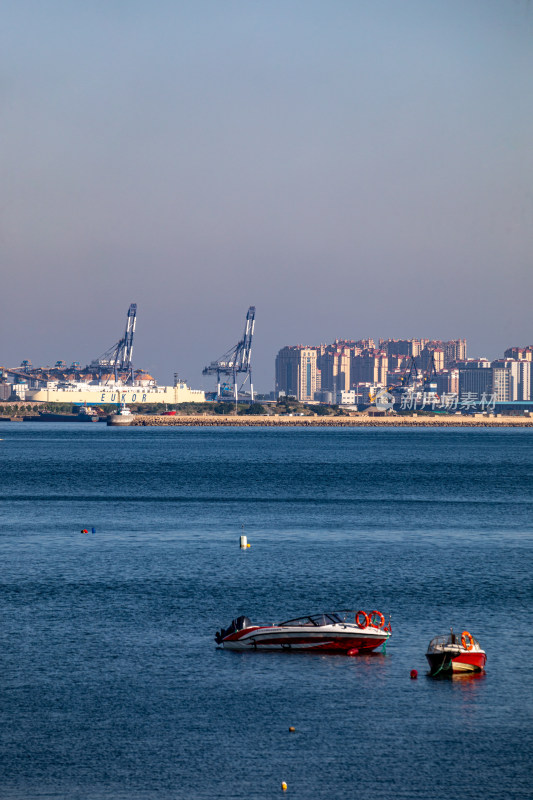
[
  {"left": 427, "top": 632, "right": 481, "bottom": 653},
  {"left": 278, "top": 612, "right": 345, "bottom": 627}
]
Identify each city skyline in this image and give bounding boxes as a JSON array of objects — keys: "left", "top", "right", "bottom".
[
  {"left": 1, "top": 2, "right": 532, "bottom": 392},
  {"left": 4, "top": 332, "right": 533, "bottom": 398},
  {"left": 274, "top": 337, "right": 533, "bottom": 403}
]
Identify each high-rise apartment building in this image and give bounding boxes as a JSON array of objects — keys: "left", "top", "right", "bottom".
[
  {"left": 518, "top": 361, "right": 532, "bottom": 400},
  {"left": 379, "top": 339, "right": 425, "bottom": 358},
  {"left": 317, "top": 345, "right": 351, "bottom": 394},
  {"left": 504, "top": 346, "right": 533, "bottom": 362},
  {"left": 435, "top": 369, "right": 459, "bottom": 396},
  {"left": 275, "top": 346, "right": 318, "bottom": 401},
  {"left": 274, "top": 336, "right": 474, "bottom": 403},
  {"left": 443, "top": 339, "right": 467, "bottom": 366},
  {"left": 416, "top": 339, "right": 467, "bottom": 367},
  {"left": 351, "top": 350, "right": 388, "bottom": 387},
  {"left": 491, "top": 359, "right": 531, "bottom": 401},
  {"left": 456, "top": 359, "right": 492, "bottom": 396},
  {"left": 419, "top": 347, "right": 444, "bottom": 373},
  {"left": 491, "top": 360, "right": 519, "bottom": 401}
]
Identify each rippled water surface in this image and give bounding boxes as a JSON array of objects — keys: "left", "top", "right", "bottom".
[{"left": 1, "top": 424, "right": 532, "bottom": 799}]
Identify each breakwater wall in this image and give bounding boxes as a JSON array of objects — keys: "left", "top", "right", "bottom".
[{"left": 132, "top": 414, "right": 533, "bottom": 428}]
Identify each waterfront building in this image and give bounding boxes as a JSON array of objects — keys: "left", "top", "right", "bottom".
[
  {"left": 435, "top": 369, "right": 459, "bottom": 396},
  {"left": 337, "top": 390, "right": 356, "bottom": 405},
  {"left": 11, "top": 384, "right": 28, "bottom": 400},
  {"left": 491, "top": 359, "right": 531, "bottom": 401},
  {"left": 456, "top": 359, "right": 492, "bottom": 397},
  {"left": 314, "top": 389, "right": 333, "bottom": 404},
  {"left": 519, "top": 361, "right": 532, "bottom": 400},
  {"left": 275, "top": 346, "right": 318, "bottom": 402}
]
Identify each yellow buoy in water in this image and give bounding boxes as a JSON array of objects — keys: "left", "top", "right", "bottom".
[
  {"left": 247, "top": 543, "right": 251, "bottom": 547},
  {"left": 289, "top": 726, "right": 295, "bottom": 732},
  {"left": 281, "top": 782, "right": 287, "bottom": 792}
]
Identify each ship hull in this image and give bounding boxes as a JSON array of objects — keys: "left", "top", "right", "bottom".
[
  {"left": 24, "top": 414, "right": 98, "bottom": 422},
  {"left": 107, "top": 415, "right": 134, "bottom": 426}
]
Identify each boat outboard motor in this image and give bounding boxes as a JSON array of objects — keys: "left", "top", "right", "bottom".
[{"left": 215, "top": 615, "right": 252, "bottom": 644}]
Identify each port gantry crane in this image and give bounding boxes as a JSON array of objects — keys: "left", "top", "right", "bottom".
[
  {"left": 91, "top": 303, "right": 137, "bottom": 383},
  {"left": 388, "top": 347, "right": 439, "bottom": 400},
  {"left": 203, "top": 306, "right": 256, "bottom": 403}
]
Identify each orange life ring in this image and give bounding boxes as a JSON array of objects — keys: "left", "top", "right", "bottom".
[
  {"left": 461, "top": 630, "right": 474, "bottom": 651},
  {"left": 356, "top": 610, "right": 369, "bottom": 629},
  {"left": 369, "top": 610, "right": 385, "bottom": 629}
]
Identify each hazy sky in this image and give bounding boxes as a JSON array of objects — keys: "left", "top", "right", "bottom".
[{"left": 2, "top": 0, "right": 532, "bottom": 391}]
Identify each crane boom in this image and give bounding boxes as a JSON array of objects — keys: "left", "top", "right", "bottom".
[
  {"left": 203, "top": 306, "right": 256, "bottom": 402},
  {"left": 91, "top": 303, "right": 137, "bottom": 383}
]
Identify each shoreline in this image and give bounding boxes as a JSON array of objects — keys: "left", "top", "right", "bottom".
[{"left": 131, "top": 414, "right": 533, "bottom": 428}]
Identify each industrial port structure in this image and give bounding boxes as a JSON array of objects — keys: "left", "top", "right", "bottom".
[
  {"left": 202, "top": 306, "right": 256, "bottom": 401},
  {"left": 91, "top": 302, "right": 138, "bottom": 383},
  {"left": 1, "top": 303, "right": 206, "bottom": 406}
]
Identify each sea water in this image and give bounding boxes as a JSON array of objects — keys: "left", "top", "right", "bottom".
[{"left": 0, "top": 424, "right": 532, "bottom": 799}]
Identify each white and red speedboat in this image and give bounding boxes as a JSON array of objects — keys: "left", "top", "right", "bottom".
[
  {"left": 426, "top": 629, "right": 486, "bottom": 676},
  {"left": 215, "top": 609, "right": 391, "bottom": 654}
]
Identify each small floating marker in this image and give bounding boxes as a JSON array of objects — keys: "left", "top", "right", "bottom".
[
  {"left": 281, "top": 781, "right": 288, "bottom": 792},
  {"left": 91, "top": 527, "right": 96, "bottom": 534},
  {"left": 240, "top": 535, "right": 247, "bottom": 549},
  {"left": 289, "top": 726, "right": 295, "bottom": 732},
  {"left": 247, "top": 543, "right": 251, "bottom": 548},
  {"left": 410, "top": 669, "right": 418, "bottom": 679},
  {"left": 81, "top": 529, "right": 88, "bottom": 534},
  {"left": 347, "top": 648, "right": 359, "bottom": 657}
]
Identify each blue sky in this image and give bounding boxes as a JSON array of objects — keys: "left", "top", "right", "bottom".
[{"left": 2, "top": 1, "right": 532, "bottom": 391}]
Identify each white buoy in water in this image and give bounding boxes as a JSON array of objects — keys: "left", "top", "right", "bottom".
[{"left": 240, "top": 535, "right": 248, "bottom": 549}]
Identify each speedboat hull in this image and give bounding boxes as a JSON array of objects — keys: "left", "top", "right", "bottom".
[
  {"left": 426, "top": 650, "right": 486, "bottom": 674},
  {"left": 216, "top": 611, "right": 391, "bottom": 654},
  {"left": 426, "top": 630, "right": 486, "bottom": 676},
  {"left": 221, "top": 626, "right": 388, "bottom": 652}
]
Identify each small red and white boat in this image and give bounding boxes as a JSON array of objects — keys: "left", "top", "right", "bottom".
[
  {"left": 215, "top": 609, "right": 391, "bottom": 653},
  {"left": 426, "top": 629, "right": 486, "bottom": 676}
]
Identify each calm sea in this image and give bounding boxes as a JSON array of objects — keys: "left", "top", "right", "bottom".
[{"left": 1, "top": 424, "right": 532, "bottom": 799}]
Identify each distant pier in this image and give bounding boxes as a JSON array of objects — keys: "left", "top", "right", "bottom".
[{"left": 130, "top": 414, "right": 533, "bottom": 428}]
